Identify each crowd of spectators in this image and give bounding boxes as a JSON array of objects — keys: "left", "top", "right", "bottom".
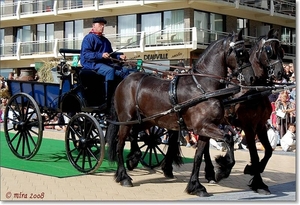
[
  {"left": 269, "top": 63, "right": 296, "bottom": 151},
  {"left": 225, "top": 63, "right": 296, "bottom": 153}
]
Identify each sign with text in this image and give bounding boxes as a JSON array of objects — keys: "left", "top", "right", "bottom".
[{"left": 126, "top": 49, "right": 190, "bottom": 61}]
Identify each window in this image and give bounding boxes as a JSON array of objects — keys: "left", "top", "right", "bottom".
[
  {"left": 237, "top": 18, "right": 248, "bottom": 36},
  {"left": 163, "top": 10, "right": 184, "bottom": 31},
  {"left": 15, "top": 25, "right": 32, "bottom": 54},
  {"left": 0, "top": 28, "right": 4, "bottom": 56},
  {"left": 195, "top": 11, "right": 225, "bottom": 44},
  {"left": 63, "top": 0, "right": 82, "bottom": 9},
  {"left": 0, "top": 0, "right": 4, "bottom": 17},
  {"left": 37, "top": 23, "right": 54, "bottom": 53},
  {"left": 118, "top": 10, "right": 184, "bottom": 46},
  {"left": 118, "top": 14, "right": 137, "bottom": 47},
  {"left": 142, "top": 13, "right": 162, "bottom": 45},
  {"left": 64, "top": 20, "right": 83, "bottom": 49},
  {"left": 141, "top": 10, "right": 184, "bottom": 45},
  {"left": 20, "top": 0, "right": 37, "bottom": 15},
  {"left": 281, "top": 27, "right": 295, "bottom": 56},
  {"left": 43, "top": 0, "right": 54, "bottom": 12},
  {"left": 281, "top": 27, "right": 291, "bottom": 44},
  {"left": 163, "top": 10, "right": 184, "bottom": 43}
]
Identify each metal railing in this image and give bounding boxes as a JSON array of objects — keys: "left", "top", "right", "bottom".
[
  {"left": 0, "top": 28, "right": 295, "bottom": 60},
  {"left": 223, "top": 0, "right": 295, "bottom": 16},
  {"left": 0, "top": 0, "right": 296, "bottom": 19}
]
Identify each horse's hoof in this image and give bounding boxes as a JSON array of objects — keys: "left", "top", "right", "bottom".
[
  {"left": 214, "top": 167, "right": 229, "bottom": 182},
  {"left": 197, "top": 191, "right": 211, "bottom": 197},
  {"left": 208, "top": 180, "right": 217, "bottom": 184},
  {"left": 120, "top": 179, "right": 133, "bottom": 187},
  {"left": 187, "top": 189, "right": 210, "bottom": 197},
  {"left": 164, "top": 172, "right": 174, "bottom": 179},
  {"left": 256, "top": 188, "right": 271, "bottom": 195}
]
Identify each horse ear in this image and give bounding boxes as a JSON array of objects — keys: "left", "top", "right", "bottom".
[
  {"left": 273, "top": 29, "right": 279, "bottom": 39},
  {"left": 267, "top": 28, "right": 275, "bottom": 39},
  {"left": 238, "top": 28, "right": 244, "bottom": 40}
]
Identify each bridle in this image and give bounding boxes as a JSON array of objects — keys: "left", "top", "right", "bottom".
[
  {"left": 257, "top": 38, "right": 283, "bottom": 81},
  {"left": 226, "top": 38, "right": 252, "bottom": 84},
  {"left": 227, "top": 39, "right": 247, "bottom": 67},
  {"left": 192, "top": 36, "right": 249, "bottom": 92}
]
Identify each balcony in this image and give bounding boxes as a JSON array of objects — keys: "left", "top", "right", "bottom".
[
  {"left": 0, "top": 28, "right": 295, "bottom": 67},
  {"left": 0, "top": 28, "right": 195, "bottom": 60},
  {"left": 223, "top": 0, "right": 295, "bottom": 16},
  {"left": 0, "top": 0, "right": 296, "bottom": 28}
]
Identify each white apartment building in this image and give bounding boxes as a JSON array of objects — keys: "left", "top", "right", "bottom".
[{"left": 0, "top": 0, "right": 296, "bottom": 74}]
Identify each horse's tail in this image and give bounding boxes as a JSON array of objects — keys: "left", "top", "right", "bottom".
[
  {"left": 214, "top": 134, "right": 235, "bottom": 182},
  {"left": 106, "top": 96, "right": 119, "bottom": 163},
  {"left": 161, "top": 130, "right": 183, "bottom": 171},
  {"left": 169, "top": 131, "right": 183, "bottom": 166}
]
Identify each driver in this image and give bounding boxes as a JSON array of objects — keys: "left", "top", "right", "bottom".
[{"left": 80, "top": 17, "right": 131, "bottom": 107}]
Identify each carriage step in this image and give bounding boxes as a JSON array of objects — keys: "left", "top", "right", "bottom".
[{"left": 81, "top": 104, "right": 107, "bottom": 113}]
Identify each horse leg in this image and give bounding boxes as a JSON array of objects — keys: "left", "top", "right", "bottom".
[
  {"left": 195, "top": 125, "right": 235, "bottom": 182},
  {"left": 213, "top": 134, "right": 235, "bottom": 182},
  {"left": 126, "top": 125, "right": 142, "bottom": 171},
  {"left": 203, "top": 142, "right": 216, "bottom": 183},
  {"left": 243, "top": 128, "right": 270, "bottom": 195},
  {"left": 185, "top": 139, "right": 210, "bottom": 197},
  {"left": 115, "top": 125, "right": 133, "bottom": 187},
  {"left": 161, "top": 130, "right": 183, "bottom": 178},
  {"left": 256, "top": 125, "right": 273, "bottom": 173}
]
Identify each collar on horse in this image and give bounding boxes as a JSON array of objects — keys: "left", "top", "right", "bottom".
[{"left": 169, "top": 75, "right": 186, "bottom": 131}]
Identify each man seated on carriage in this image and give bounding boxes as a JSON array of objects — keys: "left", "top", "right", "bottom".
[{"left": 80, "top": 17, "right": 133, "bottom": 110}]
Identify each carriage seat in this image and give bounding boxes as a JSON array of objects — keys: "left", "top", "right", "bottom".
[{"left": 79, "top": 70, "right": 106, "bottom": 110}]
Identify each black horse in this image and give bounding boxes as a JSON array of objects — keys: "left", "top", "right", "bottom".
[
  {"left": 106, "top": 29, "right": 250, "bottom": 197},
  {"left": 203, "top": 29, "right": 285, "bottom": 194}
]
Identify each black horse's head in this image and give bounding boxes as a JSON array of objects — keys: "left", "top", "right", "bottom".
[
  {"left": 224, "top": 29, "right": 249, "bottom": 78},
  {"left": 249, "top": 29, "right": 284, "bottom": 83},
  {"left": 236, "top": 54, "right": 256, "bottom": 85}
]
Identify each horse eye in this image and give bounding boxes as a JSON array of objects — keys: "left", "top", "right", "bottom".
[
  {"left": 265, "top": 46, "right": 273, "bottom": 58},
  {"left": 236, "top": 48, "right": 245, "bottom": 58}
]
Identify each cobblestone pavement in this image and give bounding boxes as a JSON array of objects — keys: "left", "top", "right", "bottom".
[{"left": 0, "top": 129, "right": 297, "bottom": 202}]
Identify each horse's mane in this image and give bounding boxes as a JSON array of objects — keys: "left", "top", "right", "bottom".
[
  {"left": 194, "top": 33, "right": 234, "bottom": 69},
  {"left": 196, "top": 39, "right": 223, "bottom": 63},
  {"left": 249, "top": 36, "right": 263, "bottom": 54},
  {"left": 249, "top": 32, "right": 279, "bottom": 54}
]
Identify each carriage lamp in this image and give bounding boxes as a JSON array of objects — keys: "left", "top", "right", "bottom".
[
  {"left": 57, "top": 59, "right": 71, "bottom": 76},
  {"left": 136, "top": 59, "right": 143, "bottom": 71}
]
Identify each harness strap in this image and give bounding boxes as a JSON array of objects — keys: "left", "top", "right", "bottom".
[
  {"left": 169, "top": 76, "right": 178, "bottom": 105},
  {"left": 168, "top": 75, "right": 187, "bottom": 132},
  {"left": 134, "top": 74, "right": 150, "bottom": 124},
  {"left": 191, "top": 70, "right": 206, "bottom": 94},
  {"left": 106, "top": 85, "right": 241, "bottom": 126}
]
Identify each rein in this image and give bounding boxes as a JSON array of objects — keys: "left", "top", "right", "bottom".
[
  {"left": 106, "top": 85, "right": 241, "bottom": 126},
  {"left": 109, "top": 57, "right": 175, "bottom": 75},
  {"left": 141, "top": 60, "right": 188, "bottom": 70}
]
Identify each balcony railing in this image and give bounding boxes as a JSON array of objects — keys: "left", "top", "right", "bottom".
[
  {"left": 223, "top": 0, "right": 295, "bottom": 16},
  {"left": 0, "top": 28, "right": 295, "bottom": 60},
  {"left": 0, "top": 0, "right": 296, "bottom": 20}
]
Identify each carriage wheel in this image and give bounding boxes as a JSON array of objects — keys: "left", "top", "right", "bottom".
[
  {"left": 3, "top": 93, "right": 43, "bottom": 159},
  {"left": 65, "top": 113, "right": 105, "bottom": 173},
  {"left": 138, "top": 126, "right": 168, "bottom": 169}
]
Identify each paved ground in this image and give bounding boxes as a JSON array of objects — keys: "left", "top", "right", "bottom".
[{"left": 0, "top": 128, "right": 297, "bottom": 202}]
